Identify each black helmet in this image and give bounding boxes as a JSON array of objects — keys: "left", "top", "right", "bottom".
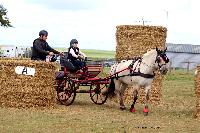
[
  {"left": 70, "top": 39, "right": 78, "bottom": 47},
  {"left": 39, "top": 30, "right": 48, "bottom": 36}
]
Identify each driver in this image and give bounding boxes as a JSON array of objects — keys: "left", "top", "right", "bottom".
[
  {"left": 31, "top": 30, "right": 61, "bottom": 61},
  {"left": 67, "top": 39, "right": 86, "bottom": 71}
]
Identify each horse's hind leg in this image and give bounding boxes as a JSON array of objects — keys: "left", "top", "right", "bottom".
[
  {"left": 116, "top": 82, "right": 127, "bottom": 110},
  {"left": 130, "top": 89, "right": 138, "bottom": 113}
]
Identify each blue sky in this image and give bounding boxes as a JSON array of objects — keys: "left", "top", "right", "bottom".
[{"left": 0, "top": 0, "right": 200, "bottom": 50}]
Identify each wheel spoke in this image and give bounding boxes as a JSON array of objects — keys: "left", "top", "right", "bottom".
[
  {"left": 96, "top": 94, "right": 99, "bottom": 102},
  {"left": 91, "top": 92, "right": 96, "bottom": 98},
  {"left": 56, "top": 79, "right": 76, "bottom": 106},
  {"left": 99, "top": 94, "right": 104, "bottom": 101},
  {"left": 90, "top": 84, "right": 108, "bottom": 105}
]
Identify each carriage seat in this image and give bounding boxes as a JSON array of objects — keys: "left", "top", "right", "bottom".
[{"left": 60, "top": 53, "right": 76, "bottom": 72}]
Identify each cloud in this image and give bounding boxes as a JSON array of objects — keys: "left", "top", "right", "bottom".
[
  {"left": 1, "top": 0, "right": 200, "bottom": 50},
  {"left": 25, "top": 0, "right": 105, "bottom": 11}
]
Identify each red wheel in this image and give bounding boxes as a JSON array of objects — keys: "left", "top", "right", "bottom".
[
  {"left": 56, "top": 79, "right": 76, "bottom": 106},
  {"left": 90, "top": 83, "right": 108, "bottom": 105}
]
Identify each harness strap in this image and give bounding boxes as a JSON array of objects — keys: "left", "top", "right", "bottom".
[
  {"left": 112, "top": 57, "right": 154, "bottom": 79},
  {"left": 114, "top": 71, "right": 155, "bottom": 79},
  {"left": 130, "top": 71, "right": 155, "bottom": 78}
]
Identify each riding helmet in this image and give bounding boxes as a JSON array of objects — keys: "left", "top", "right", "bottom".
[{"left": 70, "top": 39, "right": 78, "bottom": 47}]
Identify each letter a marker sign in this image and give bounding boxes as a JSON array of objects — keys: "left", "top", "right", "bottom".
[{"left": 15, "top": 66, "right": 35, "bottom": 76}]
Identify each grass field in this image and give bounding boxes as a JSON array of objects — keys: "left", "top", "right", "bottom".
[
  {"left": 55, "top": 48, "right": 115, "bottom": 59},
  {"left": 0, "top": 69, "right": 200, "bottom": 132}
]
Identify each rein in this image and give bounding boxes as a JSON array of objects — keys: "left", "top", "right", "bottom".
[{"left": 109, "top": 48, "right": 169, "bottom": 80}]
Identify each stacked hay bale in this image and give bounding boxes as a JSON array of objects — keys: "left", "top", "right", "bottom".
[
  {"left": 116, "top": 25, "right": 167, "bottom": 105},
  {"left": 0, "top": 58, "right": 59, "bottom": 108},
  {"left": 195, "top": 65, "right": 200, "bottom": 118}
]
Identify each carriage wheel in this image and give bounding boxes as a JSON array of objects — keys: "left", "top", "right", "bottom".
[
  {"left": 90, "top": 83, "right": 108, "bottom": 105},
  {"left": 56, "top": 79, "right": 76, "bottom": 106}
]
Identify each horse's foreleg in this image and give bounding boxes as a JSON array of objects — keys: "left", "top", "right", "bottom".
[
  {"left": 130, "top": 89, "right": 138, "bottom": 113},
  {"left": 143, "top": 86, "right": 151, "bottom": 116}
]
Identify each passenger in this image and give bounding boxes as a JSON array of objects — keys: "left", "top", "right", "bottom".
[{"left": 67, "top": 39, "right": 87, "bottom": 71}]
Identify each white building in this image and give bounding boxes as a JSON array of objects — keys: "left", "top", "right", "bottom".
[{"left": 0, "top": 45, "right": 30, "bottom": 58}]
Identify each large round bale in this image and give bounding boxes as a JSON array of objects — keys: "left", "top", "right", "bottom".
[
  {"left": 0, "top": 58, "right": 59, "bottom": 108},
  {"left": 115, "top": 25, "right": 167, "bottom": 105},
  {"left": 195, "top": 65, "right": 200, "bottom": 118}
]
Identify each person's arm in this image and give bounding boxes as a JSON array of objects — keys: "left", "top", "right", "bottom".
[
  {"left": 46, "top": 42, "right": 60, "bottom": 54},
  {"left": 69, "top": 48, "right": 78, "bottom": 58},
  {"left": 33, "top": 40, "right": 49, "bottom": 55}
]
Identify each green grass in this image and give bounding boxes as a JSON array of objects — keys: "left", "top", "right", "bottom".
[
  {"left": 0, "top": 70, "right": 200, "bottom": 132},
  {"left": 81, "top": 49, "right": 115, "bottom": 59},
  {"left": 55, "top": 48, "right": 115, "bottom": 59}
]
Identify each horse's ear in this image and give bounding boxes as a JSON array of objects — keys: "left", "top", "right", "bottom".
[
  {"left": 156, "top": 47, "right": 160, "bottom": 53},
  {"left": 164, "top": 47, "right": 167, "bottom": 53}
]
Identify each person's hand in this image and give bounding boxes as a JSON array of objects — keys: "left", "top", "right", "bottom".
[
  {"left": 77, "top": 55, "right": 82, "bottom": 59},
  {"left": 59, "top": 52, "right": 64, "bottom": 57},
  {"left": 49, "top": 52, "right": 54, "bottom": 56}
]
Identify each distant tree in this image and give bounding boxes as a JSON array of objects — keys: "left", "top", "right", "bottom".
[
  {"left": 0, "top": 49, "right": 3, "bottom": 57},
  {"left": 0, "top": 4, "right": 12, "bottom": 27}
]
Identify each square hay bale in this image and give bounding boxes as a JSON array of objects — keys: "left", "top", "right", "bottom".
[
  {"left": 115, "top": 25, "right": 167, "bottom": 105},
  {"left": 0, "top": 59, "right": 59, "bottom": 109},
  {"left": 195, "top": 65, "right": 200, "bottom": 118}
]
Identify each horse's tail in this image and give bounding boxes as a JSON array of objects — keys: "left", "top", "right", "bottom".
[{"left": 107, "top": 78, "right": 116, "bottom": 97}]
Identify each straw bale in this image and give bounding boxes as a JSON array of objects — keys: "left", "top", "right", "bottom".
[
  {"left": 0, "top": 59, "right": 60, "bottom": 109},
  {"left": 115, "top": 25, "right": 167, "bottom": 105},
  {"left": 195, "top": 65, "right": 200, "bottom": 118}
]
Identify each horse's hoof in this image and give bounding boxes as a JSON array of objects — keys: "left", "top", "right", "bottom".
[
  {"left": 143, "top": 112, "right": 148, "bottom": 116},
  {"left": 130, "top": 108, "right": 136, "bottom": 113},
  {"left": 120, "top": 107, "right": 126, "bottom": 110}
]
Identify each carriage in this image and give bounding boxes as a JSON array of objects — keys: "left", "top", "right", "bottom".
[
  {"left": 53, "top": 48, "right": 169, "bottom": 115},
  {"left": 54, "top": 56, "right": 111, "bottom": 106}
]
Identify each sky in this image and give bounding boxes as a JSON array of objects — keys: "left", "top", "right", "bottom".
[{"left": 0, "top": 0, "right": 200, "bottom": 50}]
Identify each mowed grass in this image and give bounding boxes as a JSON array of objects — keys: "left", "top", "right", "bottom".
[
  {"left": 0, "top": 70, "right": 200, "bottom": 132},
  {"left": 81, "top": 49, "right": 115, "bottom": 59},
  {"left": 55, "top": 48, "right": 115, "bottom": 59}
]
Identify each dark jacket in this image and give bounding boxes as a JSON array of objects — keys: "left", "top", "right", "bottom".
[{"left": 31, "top": 38, "right": 59, "bottom": 61}]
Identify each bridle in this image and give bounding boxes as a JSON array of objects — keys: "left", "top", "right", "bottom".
[{"left": 155, "top": 52, "right": 169, "bottom": 70}]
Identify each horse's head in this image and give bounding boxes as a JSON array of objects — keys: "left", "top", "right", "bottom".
[{"left": 155, "top": 47, "right": 169, "bottom": 75}]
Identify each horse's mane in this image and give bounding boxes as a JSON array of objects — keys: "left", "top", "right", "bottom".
[{"left": 143, "top": 49, "right": 156, "bottom": 57}]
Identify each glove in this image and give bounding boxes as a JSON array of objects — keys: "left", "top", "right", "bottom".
[{"left": 78, "top": 55, "right": 82, "bottom": 59}]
